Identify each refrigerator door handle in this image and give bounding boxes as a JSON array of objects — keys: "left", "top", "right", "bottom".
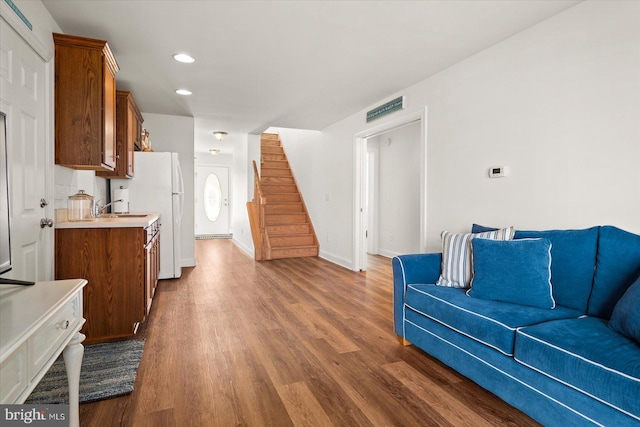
[{"left": 173, "top": 155, "right": 185, "bottom": 195}]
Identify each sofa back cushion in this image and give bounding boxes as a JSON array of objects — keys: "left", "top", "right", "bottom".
[
  {"left": 589, "top": 226, "right": 640, "bottom": 319},
  {"left": 514, "top": 227, "right": 598, "bottom": 312}
]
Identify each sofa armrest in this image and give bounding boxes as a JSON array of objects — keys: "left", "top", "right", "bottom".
[{"left": 392, "top": 253, "right": 442, "bottom": 336}]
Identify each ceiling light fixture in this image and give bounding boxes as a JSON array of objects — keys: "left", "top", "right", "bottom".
[
  {"left": 175, "top": 89, "right": 192, "bottom": 95},
  {"left": 213, "top": 131, "right": 228, "bottom": 141},
  {"left": 209, "top": 149, "right": 221, "bottom": 156},
  {"left": 173, "top": 53, "right": 195, "bottom": 63}
]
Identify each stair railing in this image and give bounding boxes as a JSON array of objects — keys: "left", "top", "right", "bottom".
[{"left": 246, "top": 160, "right": 270, "bottom": 260}]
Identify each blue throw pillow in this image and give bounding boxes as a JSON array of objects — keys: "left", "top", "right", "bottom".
[
  {"left": 471, "top": 224, "right": 499, "bottom": 233},
  {"left": 467, "top": 238, "right": 556, "bottom": 309},
  {"left": 609, "top": 275, "right": 640, "bottom": 344}
]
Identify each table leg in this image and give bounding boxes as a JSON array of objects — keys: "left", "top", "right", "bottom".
[{"left": 63, "top": 332, "right": 85, "bottom": 427}]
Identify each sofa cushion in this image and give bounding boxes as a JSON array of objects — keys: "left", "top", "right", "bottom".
[
  {"left": 404, "top": 283, "right": 582, "bottom": 356},
  {"left": 436, "top": 227, "right": 514, "bottom": 289},
  {"left": 609, "top": 275, "right": 640, "bottom": 344},
  {"left": 468, "top": 238, "right": 555, "bottom": 309},
  {"left": 589, "top": 226, "right": 640, "bottom": 319},
  {"left": 515, "top": 317, "right": 640, "bottom": 421},
  {"left": 514, "top": 227, "right": 598, "bottom": 312}
]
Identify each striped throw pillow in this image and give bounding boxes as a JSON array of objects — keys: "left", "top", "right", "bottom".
[{"left": 436, "top": 227, "right": 514, "bottom": 288}]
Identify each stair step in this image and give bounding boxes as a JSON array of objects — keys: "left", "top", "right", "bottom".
[
  {"left": 261, "top": 133, "right": 280, "bottom": 141},
  {"left": 261, "top": 140, "right": 281, "bottom": 148},
  {"left": 264, "top": 193, "right": 301, "bottom": 203},
  {"left": 269, "top": 234, "right": 315, "bottom": 247},
  {"left": 266, "top": 224, "right": 311, "bottom": 235},
  {"left": 262, "top": 168, "right": 292, "bottom": 177},
  {"left": 262, "top": 176, "right": 294, "bottom": 185},
  {"left": 262, "top": 146, "right": 284, "bottom": 155},
  {"left": 261, "top": 153, "right": 287, "bottom": 161},
  {"left": 265, "top": 202, "right": 303, "bottom": 213},
  {"left": 262, "top": 160, "right": 289, "bottom": 169},
  {"left": 265, "top": 213, "right": 308, "bottom": 224},
  {"left": 269, "top": 245, "right": 319, "bottom": 259},
  {"left": 261, "top": 184, "right": 298, "bottom": 194}
]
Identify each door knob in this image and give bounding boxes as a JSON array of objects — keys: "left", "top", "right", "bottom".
[{"left": 40, "top": 218, "right": 54, "bottom": 228}]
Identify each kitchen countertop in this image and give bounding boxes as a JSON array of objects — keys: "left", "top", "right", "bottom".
[{"left": 55, "top": 213, "right": 160, "bottom": 229}]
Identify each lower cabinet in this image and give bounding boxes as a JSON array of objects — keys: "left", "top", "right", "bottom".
[
  {"left": 144, "top": 222, "right": 160, "bottom": 315},
  {"left": 55, "top": 220, "right": 160, "bottom": 344}
]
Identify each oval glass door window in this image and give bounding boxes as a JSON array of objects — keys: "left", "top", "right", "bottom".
[{"left": 204, "top": 173, "right": 222, "bottom": 222}]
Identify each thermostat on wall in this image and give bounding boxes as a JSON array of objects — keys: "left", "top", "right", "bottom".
[{"left": 488, "top": 166, "right": 508, "bottom": 178}]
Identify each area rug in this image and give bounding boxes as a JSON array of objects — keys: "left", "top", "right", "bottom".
[{"left": 25, "top": 339, "right": 145, "bottom": 404}]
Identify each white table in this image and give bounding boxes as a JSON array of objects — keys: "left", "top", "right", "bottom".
[{"left": 0, "top": 279, "right": 87, "bottom": 427}]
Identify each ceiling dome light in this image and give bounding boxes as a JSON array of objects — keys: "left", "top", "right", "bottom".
[
  {"left": 213, "top": 131, "right": 228, "bottom": 141},
  {"left": 209, "top": 149, "right": 221, "bottom": 155},
  {"left": 173, "top": 53, "right": 195, "bottom": 63},
  {"left": 175, "top": 89, "right": 192, "bottom": 95}
]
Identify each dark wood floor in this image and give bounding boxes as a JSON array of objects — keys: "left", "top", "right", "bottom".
[{"left": 79, "top": 240, "right": 539, "bottom": 426}]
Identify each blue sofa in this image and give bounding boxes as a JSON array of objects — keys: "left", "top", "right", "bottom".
[{"left": 392, "top": 226, "right": 640, "bottom": 426}]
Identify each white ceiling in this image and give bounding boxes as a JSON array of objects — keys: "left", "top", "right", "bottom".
[{"left": 41, "top": 0, "right": 581, "bottom": 155}]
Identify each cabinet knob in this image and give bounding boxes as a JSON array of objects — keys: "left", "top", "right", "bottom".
[{"left": 57, "top": 320, "right": 70, "bottom": 329}]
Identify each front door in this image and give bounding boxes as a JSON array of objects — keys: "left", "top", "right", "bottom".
[
  {"left": 195, "top": 165, "right": 230, "bottom": 237},
  {"left": 0, "top": 18, "right": 52, "bottom": 281}
]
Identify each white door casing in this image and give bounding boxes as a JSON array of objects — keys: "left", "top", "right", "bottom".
[
  {"left": 195, "top": 165, "right": 230, "bottom": 236},
  {"left": 0, "top": 17, "right": 53, "bottom": 281},
  {"left": 353, "top": 110, "right": 426, "bottom": 271}
]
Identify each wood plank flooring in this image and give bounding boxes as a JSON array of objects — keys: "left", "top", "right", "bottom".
[{"left": 79, "top": 240, "right": 540, "bottom": 426}]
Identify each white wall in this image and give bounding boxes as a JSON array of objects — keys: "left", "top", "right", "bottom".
[
  {"left": 230, "top": 133, "right": 256, "bottom": 256},
  {"left": 281, "top": 1, "right": 640, "bottom": 267},
  {"left": 140, "top": 113, "right": 195, "bottom": 267},
  {"left": 368, "top": 121, "right": 421, "bottom": 257}
]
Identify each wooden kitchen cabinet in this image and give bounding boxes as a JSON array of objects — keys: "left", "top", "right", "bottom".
[
  {"left": 55, "top": 218, "right": 160, "bottom": 344},
  {"left": 144, "top": 220, "right": 160, "bottom": 315},
  {"left": 53, "top": 33, "right": 119, "bottom": 171},
  {"left": 97, "top": 90, "right": 143, "bottom": 179}
]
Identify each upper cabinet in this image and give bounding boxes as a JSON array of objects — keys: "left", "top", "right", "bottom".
[
  {"left": 53, "top": 33, "right": 119, "bottom": 171},
  {"left": 97, "top": 90, "right": 144, "bottom": 179}
]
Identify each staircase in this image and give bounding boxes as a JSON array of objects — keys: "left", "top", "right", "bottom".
[{"left": 246, "top": 133, "right": 319, "bottom": 260}]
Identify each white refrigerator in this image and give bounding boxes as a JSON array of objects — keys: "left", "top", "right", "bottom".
[{"left": 112, "top": 152, "right": 183, "bottom": 279}]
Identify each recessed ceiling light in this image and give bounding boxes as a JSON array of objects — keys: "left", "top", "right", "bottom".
[
  {"left": 175, "top": 89, "right": 192, "bottom": 95},
  {"left": 173, "top": 53, "right": 195, "bottom": 63}
]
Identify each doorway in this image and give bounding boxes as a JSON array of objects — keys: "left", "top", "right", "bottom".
[
  {"left": 195, "top": 165, "right": 231, "bottom": 238},
  {"left": 354, "top": 109, "right": 427, "bottom": 271}
]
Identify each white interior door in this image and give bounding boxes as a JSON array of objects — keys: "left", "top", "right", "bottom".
[
  {"left": 0, "top": 18, "right": 52, "bottom": 281},
  {"left": 195, "top": 165, "right": 230, "bottom": 236}
]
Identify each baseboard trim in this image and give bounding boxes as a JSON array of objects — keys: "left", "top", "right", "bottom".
[{"left": 319, "top": 250, "right": 353, "bottom": 271}]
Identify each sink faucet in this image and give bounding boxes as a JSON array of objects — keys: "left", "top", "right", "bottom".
[{"left": 96, "top": 199, "right": 124, "bottom": 216}]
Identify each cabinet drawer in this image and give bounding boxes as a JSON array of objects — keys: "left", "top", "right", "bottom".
[
  {"left": 28, "top": 294, "right": 82, "bottom": 380},
  {"left": 0, "top": 347, "right": 27, "bottom": 404}
]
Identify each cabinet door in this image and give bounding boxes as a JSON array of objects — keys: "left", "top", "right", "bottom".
[
  {"left": 127, "top": 104, "right": 135, "bottom": 176},
  {"left": 102, "top": 61, "right": 116, "bottom": 170},
  {"left": 55, "top": 228, "right": 145, "bottom": 344},
  {"left": 145, "top": 240, "right": 153, "bottom": 315},
  {"left": 154, "top": 233, "right": 160, "bottom": 292}
]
